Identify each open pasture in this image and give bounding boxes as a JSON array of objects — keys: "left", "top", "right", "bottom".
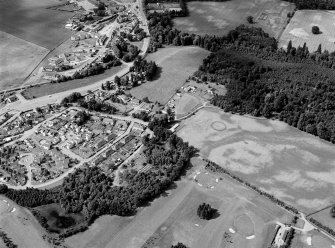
[
  {"left": 0, "top": 196, "right": 51, "bottom": 248},
  {"left": 0, "top": 0, "right": 73, "bottom": 50},
  {"left": 178, "top": 108, "right": 335, "bottom": 214},
  {"left": 173, "top": 0, "right": 295, "bottom": 38},
  {"left": 128, "top": 46, "right": 209, "bottom": 104},
  {"left": 279, "top": 10, "right": 335, "bottom": 52},
  {"left": 0, "top": 31, "right": 49, "bottom": 91}
]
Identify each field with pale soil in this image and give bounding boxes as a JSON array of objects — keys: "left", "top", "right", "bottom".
[{"left": 178, "top": 108, "right": 335, "bottom": 214}]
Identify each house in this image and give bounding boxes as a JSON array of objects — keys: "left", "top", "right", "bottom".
[
  {"left": 103, "top": 148, "right": 114, "bottom": 158},
  {"left": 104, "top": 133, "right": 117, "bottom": 142},
  {"left": 111, "top": 141, "right": 123, "bottom": 151},
  {"left": 92, "top": 155, "right": 105, "bottom": 166},
  {"left": 94, "top": 139, "right": 107, "bottom": 150}
]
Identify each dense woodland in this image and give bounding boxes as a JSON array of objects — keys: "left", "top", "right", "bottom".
[
  {"left": 61, "top": 92, "right": 118, "bottom": 114},
  {"left": 285, "top": 0, "right": 335, "bottom": 9},
  {"left": 130, "top": 57, "right": 158, "bottom": 81}
]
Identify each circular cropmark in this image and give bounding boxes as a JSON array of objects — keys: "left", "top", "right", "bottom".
[{"left": 211, "top": 121, "right": 226, "bottom": 131}]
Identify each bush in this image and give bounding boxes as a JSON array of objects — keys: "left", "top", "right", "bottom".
[
  {"left": 312, "top": 25, "right": 320, "bottom": 34},
  {"left": 247, "top": 16, "right": 254, "bottom": 24},
  {"left": 197, "top": 203, "right": 217, "bottom": 220}
]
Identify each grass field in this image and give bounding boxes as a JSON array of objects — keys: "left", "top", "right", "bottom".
[
  {"left": 175, "top": 93, "right": 202, "bottom": 118},
  {"left": 128, "top": 46, "right": 210, "bottom": 104},
  {"left": 65, "top": 157, "right": 292, "bottom": 248},
  {"left": 22, "top": 65, "right": 126, "bottom": 99},
  {"left": 279, "top": 10, "right": 335, "bottom": 52},
  {"left": 173, "top": 0, "right": 295, "bottom": 39},
  {"left": 177, "top": 108, "right": 335, "bottom": 214},
  {"left": 0, "top": 0, "right": 73, "bottom": 50},
  {"left": 292, "top": 230, "right": 335, "bottom": 248},
  {"left": 309, "top": 207, "right": 335, "bottom": 231},
  {"left": 0, "top": 31, "right": 49, "bottom": 91},
  {"left": 0, "top": 196, "right": 51, "bottom": 248}
]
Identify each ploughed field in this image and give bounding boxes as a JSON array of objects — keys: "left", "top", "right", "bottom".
[
  {"left": 279, "top": 10, "right": 335, "bottom": 53},
  {"left": 173, "top": 0, "right": 295, "bottom": 39},
  {"left": 177, "top": 108, "right": 335, "bottom": 214}
]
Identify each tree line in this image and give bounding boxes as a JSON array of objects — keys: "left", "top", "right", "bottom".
[
  {"left": 284, "top": 0, "right": 335, "bottom": 10},
  {"left": 0, "top": 229, "right": 18, "bottom": 248}
]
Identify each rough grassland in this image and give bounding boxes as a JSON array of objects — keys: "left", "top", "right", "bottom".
[
  {"left": 0, "top": 31, "right": 49, "bottom": 91},
  {"left": 0, "top": 0, "right": 73, "bottom": 50},
  {"left": 173, "top": 0, "right": 295, "bottom": 39},
  {"left": 178, "top": 108, "right": 335, "bottom": 214},
  {"left": 0, "top": 196, "right": 51, "bottom": 248},
  {"left": 279, "top": 10, "right": 335, "bottom": 52},
  {"left": 128, "top": 46, "right": 210, "bottom": 104}
]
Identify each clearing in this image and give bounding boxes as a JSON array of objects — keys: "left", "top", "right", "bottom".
[
  {"left": 0, "top": 196, "right": 51, "bottom": 248},
  {"left": 173, "top": 0, "right": 295, "bottom": 39},
  {"left": 128, "top": 46, "right": 210, "bottom": 104},
  {"left": 177, "top": 107, "right": 335, "bottom": 214},
  {"left": 279, "top": 10, "right": 335, "bottom": 52},
  {"left": 0, "top": 31, "right": 49, "bottom": 91}
]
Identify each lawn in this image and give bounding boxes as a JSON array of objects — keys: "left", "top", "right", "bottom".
[
  {"left": 177, "top": 107, "right": 335, "bottom": 214},
  {"left": 175, "top": 93, "right": 202, "bottom": 119},
  {"left": 279, "top": 10, "right": 335, "bottom": 52},
  {"left": 0, "top": 31, "right": 49, "bottom": 91},
  {"left": 22, "top": 65, "right": 126, "bottom": 99},
  {"left": 128, "top": 46, "right": 210, "bottom": 104},
  {"left": 0, "top": 0, "right": 73, "bottom": 50},
  {"left": 173, "top": 0, "right": 295, "bottom": 39}
]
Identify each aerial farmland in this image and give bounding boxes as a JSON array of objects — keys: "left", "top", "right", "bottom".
[
  {"left": 174, "top": 0, "right": 295, "bottom": 38},
  {"left": 178, "top": 108, "right": 335, "bottom": 214},
  {"left": 279, "top": 10, "right": 335, "bottom": 52}
]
